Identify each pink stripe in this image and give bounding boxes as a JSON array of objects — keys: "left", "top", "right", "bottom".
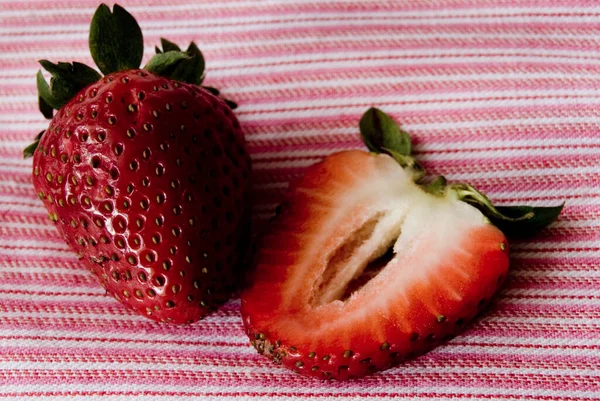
[
  {"left": 2, "top": 1, "right": 599, "bottom": 26},
  {"left": 0, "top": 0, "right": 593, "bottom": 11},
  {"left": 0, "top": 392, "right": 594, "bottom": 400},
  {"left": 1, "top": 370, "right": 597, "bottom": 392}
]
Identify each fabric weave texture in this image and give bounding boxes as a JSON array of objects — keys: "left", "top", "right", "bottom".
[{"left": 0, "top": 0, "right": 599, "bottom": 400}]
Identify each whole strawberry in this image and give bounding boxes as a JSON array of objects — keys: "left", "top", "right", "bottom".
[
  {"left": 241, "top": 108, "right": 562, "bottom": 379},
  {"left": 25, "top": 4, "right": 251, "bottom": 324}
]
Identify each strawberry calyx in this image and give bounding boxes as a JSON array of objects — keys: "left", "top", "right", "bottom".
[
  {"left": 359, "top": 108, "right": 564, "bottom": 237},
  {"left": 25, "top": 3, "right": 235, "bottom": 158},
  {"left": 149, "top": 38, "right": 206, "bottom": 85}
]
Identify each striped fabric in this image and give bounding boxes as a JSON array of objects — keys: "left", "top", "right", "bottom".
[{"left": 1, "top": 0, "right": 599, "bottom": 400}]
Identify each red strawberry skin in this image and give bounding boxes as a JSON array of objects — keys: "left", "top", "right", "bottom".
[
  {"left": 32, "top": 70, "right": 251, "bottom": 323},
  {"left": 241, "top": 150, "right": 508, "bottom": 379}
]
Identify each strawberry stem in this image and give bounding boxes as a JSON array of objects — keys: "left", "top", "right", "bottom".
[{"left": 450, "top": 183, "right": 564, "bottom": 237}]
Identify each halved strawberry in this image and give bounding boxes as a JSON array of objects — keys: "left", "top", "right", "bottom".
[{"left": 241, "top": 108, "right": 562, "bottom": 380}]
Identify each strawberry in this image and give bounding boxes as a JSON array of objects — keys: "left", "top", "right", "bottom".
[
  {"left": 241, "top": 108, "right": 562, "bottom": 379},
  {"left": 25, "top": 4, "right": 251, "bottom": 324}
]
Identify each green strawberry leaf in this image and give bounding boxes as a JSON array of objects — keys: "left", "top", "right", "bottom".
[
  {"left": 36, "top": 70, "right": 60, "bottom": 110},
  {"left": 145, "top": 40, "right": 206, "bottom": 85},
  {"left": 144, "top": 51, "right": 191, "bottom": 77},
  {"left": 89, "top": 4, "right": 144, "bottom": 75},
  {"left": 38, "top": 95, "right": 54, "bottom": 119},
  {"left": 23, "top": 130, "right": 45, "bottom": 159},
  {"left": 160, "top": 38, "right": 181, "bottom": 52},
  {"left": 38, "top": 60, "right": 101, "bottom": 109},
  {"left": 493, "top": 204, "right": 565, "bottom": 237},
  {"left": 360, "top": 107, "right": 412, "bottom": 156},
  {"left": 169, "top": 42, "right": 206, "bottom": 85},
  {"left": 224, "top": 99, "right": 238, "bottom": 110},
  {"left": 203, "top": 86, "right": 220, "bottom": 96},
  {"left": 359, "top": 108, "right": 422, "bottom": 180},
  {"left": 450, "top": 183, "right": 563, "bottom": 237}
]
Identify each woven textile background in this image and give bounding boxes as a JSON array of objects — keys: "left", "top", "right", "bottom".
[{"left": 1, "top": 0, "right": 599, "bottom": 400}]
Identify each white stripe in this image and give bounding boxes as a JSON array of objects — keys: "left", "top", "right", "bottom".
[
  {"left": 0, "top": 248, "right": 73, "bottom": 257},
  {"left": 0, "top": 222, "right": 55, "bottom": 231},
  {"left": 0, "top": 165, "right": 30, "bottom": 174},
  {"left": 5, "top": 29, "right": 600, "bottom": 47},
  {"left": 0, "top": 195, "right": 39, "bottom": 206},
  {"left": 0, "top": 238, "right": 68, "bottom": 249},
  {"left": 0, "top": 179, "right": 36, "bottom": 189},
  {"left": 0, "top": 202, "right": 48, "bottom": 213},
  {"left": 0, "top": 158, "right": 31, "bottom": 166},
  {"left": 0, "top": 265, "right": 86, "bottom": 274},
  {"left": 0, "top": 283, "right": 96, "bottom": 294}
]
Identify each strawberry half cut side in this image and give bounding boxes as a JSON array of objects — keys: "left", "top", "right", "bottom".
[{"left": 241, "top": 108, "right": 563, "bottom": 380}]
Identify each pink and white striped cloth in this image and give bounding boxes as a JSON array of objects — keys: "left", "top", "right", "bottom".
[{"left": 1, "top": 0, "right": 599, "bottom": 400}]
